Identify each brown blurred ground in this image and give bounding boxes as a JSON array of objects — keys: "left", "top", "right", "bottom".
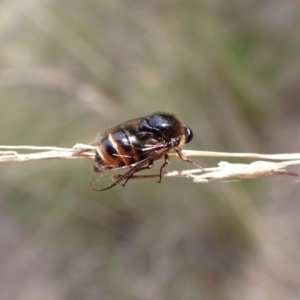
[{"left": 1, "top": 1, "right": 300, "bottom": 299}]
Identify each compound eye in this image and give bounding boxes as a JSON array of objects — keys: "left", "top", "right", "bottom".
[{"left": 184, "top": 126, "right": 193, "bottom": 144}]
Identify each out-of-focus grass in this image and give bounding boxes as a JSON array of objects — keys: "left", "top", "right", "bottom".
[{"left": 1, "top": 1, "right": 300, "bottom": 299}]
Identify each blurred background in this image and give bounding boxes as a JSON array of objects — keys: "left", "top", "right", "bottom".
[{"left": 1, "top": 0, "right": 300, "bottom": 299}]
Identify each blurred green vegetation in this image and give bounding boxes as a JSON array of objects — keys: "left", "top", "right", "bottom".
[{"left": 1, "top": 1, "right": 300, "bottom": 299}]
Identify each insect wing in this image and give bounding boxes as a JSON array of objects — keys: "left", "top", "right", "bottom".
[
  {"left": 90, "top": 165, "right": 130, "bottom": 191},
  {"left": 90, "top": 117, "right": 141, "bottom": 146}
]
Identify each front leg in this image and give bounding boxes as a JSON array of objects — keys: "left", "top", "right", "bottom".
[{"left": 175, "top": 148, "right": 204, "bottom": 171}]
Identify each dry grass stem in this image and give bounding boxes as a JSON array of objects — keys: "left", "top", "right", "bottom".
[
  {"left": 1, "top": 144, "right": 300, "bottom": 183},
  {"left": 163, "top": 160, "right": 300, "bottom": 183},
  {"left": 0, "top": 144, "right": 95, "bottom": 162}
]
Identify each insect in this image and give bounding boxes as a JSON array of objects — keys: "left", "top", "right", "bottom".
[{"left": 90, "top": 112, "right": 198, "bottom": 191}]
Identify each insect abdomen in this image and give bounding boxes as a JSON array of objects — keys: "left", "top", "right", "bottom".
[{"left": 94, "top": 130, "right": 141, "bottom": 172}]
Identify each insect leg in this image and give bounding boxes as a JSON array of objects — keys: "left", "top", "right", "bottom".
[
  {"left": 175, "top": 148, "right": 204, "bottom": 171},
  {"left": 121, "top": 161, "right": 154, "bottom": 187},
  {"left": 157, "top": 154, "right": 169, "bottom": 183}
]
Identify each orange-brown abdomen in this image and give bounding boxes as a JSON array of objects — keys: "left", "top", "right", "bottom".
[{"left": 94, "top": 130, "right": 144, "bottom": 172}]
